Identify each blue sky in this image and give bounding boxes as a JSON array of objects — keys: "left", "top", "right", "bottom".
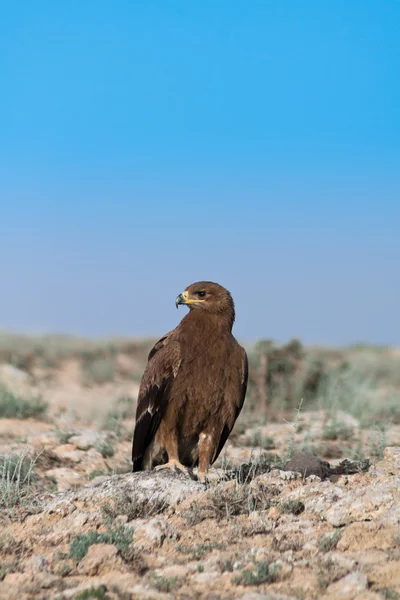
[{"left": 1, "top": 1, "right": 399, "bottom": 344}]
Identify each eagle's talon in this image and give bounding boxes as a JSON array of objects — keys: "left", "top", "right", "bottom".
[
  {"left": 197, "top": 471, "right": 208, "bottom": 484},
  {"left": 155, "top": 460, "right": 189, "bottom": 475}
]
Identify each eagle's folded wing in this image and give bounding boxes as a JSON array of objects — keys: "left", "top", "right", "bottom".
[
  {"left": 132, "top": 333, "right": 181, "bottom": 471},
  {"left": 213, "top": 347, "right": 248, "bottom": 463}
]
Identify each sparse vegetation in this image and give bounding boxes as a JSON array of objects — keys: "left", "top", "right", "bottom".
[
  {"left": 181, "top": 479, "right": 276, "bottom": 525},
  {"left": 0, "top": 386, "right": 47, "bottom": 420},
  {"left": 317, "top": 530, "right": 341, "bottom": 552},
  {"left": 149, "top": 574, "right": 180, "bottom": 593},
  {"left": 177, "top": 541, "right": 225, "bottom": 560},
  {"left": 316, "top": 557, "right": 344, "bottom": 591},
  {"left": 0, "top": 560, "right": 20, "bottom": 582},
  {"left": 0, "top": 333, "right": 399, "bottom": 597},
  {"left": 89, "top": 468, "right": 108, "bottom": 480},
  {"left": 101, "top": 492, "right": 167, "bottom": 522},
  {"left": 95, "top": 437, "right": 116, "bottom": 458},
  {"left": 81, "top": 356, "right": 116, "bottom": 386},
  {"left": 69, "top": 526, "right": 132, "bottom": 561},
  {"left": 74, "top": 587, "right": 107, "bottom": 600},
  {"left": 239, "top": 429, "right": 275, "bottom": 449},
  {"left": 55, "top": 429, "right": 76, "bottom": 444},
  {"left": 379, "top": 589, "right": 400, "bottom": 600},
  {"left": 321, "top": 418, "right": 354, "bottom": 441},
  {"left": 281, "top": 499, "right": 305, "bottom": 515},
  {"left": 233, "top": 561, "right": 280, "bottom": 586},
  {"left": 0, "top": 452, "right": 36, "bottom": 509}
]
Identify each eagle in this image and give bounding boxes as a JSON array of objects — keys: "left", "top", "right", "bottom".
[{"left": 131, "top": 281, "right": 248, "bottom": 482}]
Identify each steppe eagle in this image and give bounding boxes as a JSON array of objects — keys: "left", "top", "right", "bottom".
[{"left": 131, "top": 281, "right": 248, "bottom": 482}]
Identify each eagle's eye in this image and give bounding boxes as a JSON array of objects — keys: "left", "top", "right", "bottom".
[{"left": 196, "top": 291, "right": 206, "bottom": 298}]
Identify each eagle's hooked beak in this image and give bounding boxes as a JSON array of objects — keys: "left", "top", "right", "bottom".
[
  {"left": 175, "top": 291, "right": 189, "bottom": 308},
  {"left": 176, "top": 290, "right": 206, "bottom": 308}
]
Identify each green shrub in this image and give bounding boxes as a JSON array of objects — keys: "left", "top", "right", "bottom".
[
  {"left": 69, "top": 526, "right": 132, "bottom": 561},
  {"left": 234, "top": 561, "right": 280, "bottom": 585},
  {"left": 0, "top": 387, "right": 47, "bottom": 419}
]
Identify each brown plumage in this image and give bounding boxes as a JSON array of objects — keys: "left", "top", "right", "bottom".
[{"left": 131, "top": 281, "right": 248, "bottom": 482}]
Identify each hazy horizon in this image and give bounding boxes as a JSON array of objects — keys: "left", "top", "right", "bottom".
[{"left": 1, "top": 2, "right": 399, "bottom": 345}]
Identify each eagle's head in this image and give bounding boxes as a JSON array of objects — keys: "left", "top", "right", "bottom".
[{"left": 175, "top": 281, "right": 235, "bottom": 326}]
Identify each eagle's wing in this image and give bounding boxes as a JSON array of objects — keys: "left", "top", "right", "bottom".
[
  {"left": 132, "top": 332, "right": 181, "bottom": 471},
  {"left": 212, "top": 346, "right": 248, "bottom": 463}
]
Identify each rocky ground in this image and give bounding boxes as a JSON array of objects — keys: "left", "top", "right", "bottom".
[{"left": 0, "top": 339, "right": 400, "bottom": 599}]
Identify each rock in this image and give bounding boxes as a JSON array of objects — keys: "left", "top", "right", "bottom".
[
  {"left": 325, "top": 571, "right": 368, "bottom": 598},
  {"left": 44, "top": 497, "right": 77, "bottom": 517},
  {"left": 191, "top": 570, "right": 220, "bottom": 584},
  {"left": 51, "top": 469, "right": 204, "bottom": 511},
  {"left": 77, "top": 543, "right": 123, "bottom": 576},
  {"left": 368, "top": 560, "right": 400, "bottom": 587},
  {"left": 240, "top": 592, "right": 297, "bottom": 600},
  {"left": 284, "top": 452, "right": 331, "bottom": 479},
  {"left": 325, "top": 482, "right": 395, "bottom": 526},
  {"left": 134, "top": 518, "right": 169, "bottom": 550},
  {"left": 153, "top": 564, "right": 192, "bottom": 579},
  {"left": 45, "top": 467, "right": 84, "bottom": 491},
  {"left": 53, "top": 444, "right": 86, "bottom": 463},
  {"left": 346, "top": 550, "right": 388, "bottom": 566},
  {"left": 26, "top": 555, "right": 48, "bottom": 572},
  {"left": 79, "top": 447, "right": 109, "bottom": 473},
  {"left": 337, "top": 522, "right": 397, "bottom": 552},
  {"left": 69, "top": 430, "right": 106, "bottom": 450}
]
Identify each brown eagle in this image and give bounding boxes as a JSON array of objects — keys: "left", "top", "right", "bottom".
[{"left": 131, "top": 281, "right": 248, "bottom": 482}]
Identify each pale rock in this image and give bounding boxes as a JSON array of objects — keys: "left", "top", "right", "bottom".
[
  {"left": 325, "top": 571, "right": 368, "bottom": 599},
  {"left": 304, "top": 481, "right": 345, "bottom": 519},
  {"left": 85, "top": 474, "right": 109, "bottom": 487},
  {"left": 79, "top": 447, "right": 109, "bottom": 474},
  {"left": 241, "top": 591, "right": 297, "bottom": 600},
  {"left": 326, "top": 482, "right": 395, "bottom": 526},
  {"left": 383, "top": 446, "right": 400, "bottom": 465},
  {"left": 133, "top": 518, "right": 169, "bottom": 550},
  {"left": 267, "top": 506, "right": 281, "bottom": 520},
  {"left": 49, "top": 469, "right": 204, "bottom": 511},
  {"left": 247, "top": 511, "right": 274, "bottom": 534},
  {"left": 326, "top": 552, "right": 356, "bottom": 571},
  {"left": 77, "top": 543, "right": 122, "bottom": 576},
  {"left": 3, "top": 572, "right": 33, "bottom": 587},
  {"left": 279, "top": 470, "right": 303, "bottom": 481},
  {"left": 45, "top": 467, "right": 84, "bottom": 491},
  {"left": 114, "top": 514, "right": 129, "bottom": 526},
  {"left": 153, "top": 564, "right": 192, "bottom": 578},
  {"left": 44, "top": 497, "right": 77, "bottom": 517},
  {"left": 53, "top": 443, "right": 86, "bottom": 463},
  {"left": 191, "top": 570, "right": 220, "bottom": 584},
  {"left": 26, "top": 555, "right": 48, "bottom": 572},
  {"left": 337, "top": 522, "right": 397, "bottom": 552},
  {"left": 49, "top": 509, "right": 91, "bottom": 539},
  {"left": 368, "top": 560, "right": 400, "bottom": 586},
  {"left": 346, "top": 550, "right": 388, "bottom": 566},
  {"left": 69, "top": 429, "right": 106, "bottom": 450}
]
